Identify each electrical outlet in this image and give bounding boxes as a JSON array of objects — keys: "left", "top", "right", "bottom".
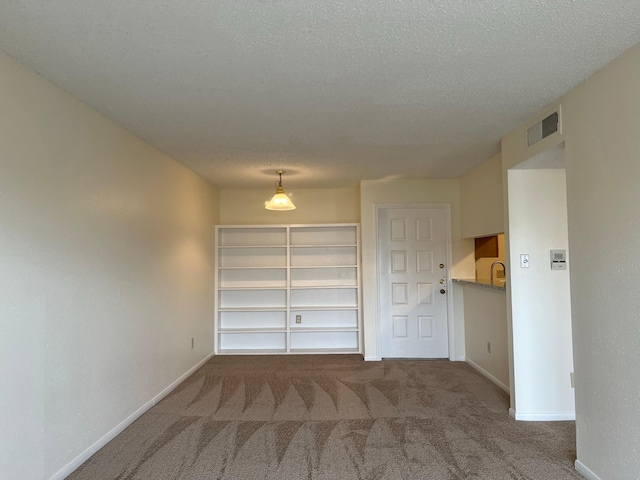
[
  {"left": 191, "top": 337, "right": 194, "bottom": 350},
  {"left": 487, "top": 342, "right": 491, "bottom": 354},
  {"left": 295, "top": 315, "right": 302, "bottom": 324}
]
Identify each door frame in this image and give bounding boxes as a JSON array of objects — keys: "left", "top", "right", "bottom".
[{"left": 374, "top": 203, "right": 456, "bottom": 361}]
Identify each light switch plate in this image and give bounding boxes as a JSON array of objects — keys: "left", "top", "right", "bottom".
[{"left": 520, "top": 254, "right": 530, "bottom": 268}]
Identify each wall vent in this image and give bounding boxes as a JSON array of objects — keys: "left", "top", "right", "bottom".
[{"left": 527, "top": 110, "right": 560, "bottom": 147}]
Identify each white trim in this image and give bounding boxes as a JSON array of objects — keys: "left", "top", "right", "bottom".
[
  {"left": 374, "top": 203, "right": 455, "bottom": 360},
  {"left": 49, "top": 353, "right": 214, "bottom": 480},
  {"left": 443, "top": 204, "right": 456, "bottom": 361},
  {"left": 465, "top": 358, "right": 510, "bottom": 394},
  {"left": 364, "top": 355, "right": 382, "bottom": 361},
  {"left": 510, "top": 411, "right": 576, "bottom": 421},
  {"left": 575, "top": 460, "right": 602, "bottom": 480},
  {"left": 509, "top": 408, "right": 516, "bottom": 419},
  {"left": 372, "top": 206, "right": 382, "bottom": 359}
]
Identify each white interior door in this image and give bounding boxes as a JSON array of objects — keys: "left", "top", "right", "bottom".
[{"left": 378, "top": 207, "right": 449, "bottom": 358}]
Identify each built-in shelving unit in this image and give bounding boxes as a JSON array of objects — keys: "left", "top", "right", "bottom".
[{"left": 215, "top": 224, "right": 361, "bottom": 355}]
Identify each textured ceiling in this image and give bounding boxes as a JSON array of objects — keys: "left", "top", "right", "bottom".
[{"left": 1, "top": 1, "right": 639, "bottom": 188}]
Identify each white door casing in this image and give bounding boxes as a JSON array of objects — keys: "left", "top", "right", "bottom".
[{"left": 377, "top": 206, "right": 450, "bottom": 358}]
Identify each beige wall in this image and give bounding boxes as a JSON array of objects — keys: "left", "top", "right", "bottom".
[
  {"left": 359, "top": 179, "right": 474, "bottom": 361},
  {"left": 0, "top": 52, "right": 219, "bottom": 479},
  {"left": 508, "top": 168, "right": 574, "bottom": 419},
  {"left": 458, "top": 154, "right": 508, "bottom": 392},
  {"left": 460, "top": 153, "right": 504, "bottom": 238},
  {"left": 502, "top": 41, "right": 640, "bottom": 478},
  {"left": 220, "top": 188, "right": 360, "bottom": 225},
  {"left": 462, "top": 285, "right": 508, "bottom": 390}
]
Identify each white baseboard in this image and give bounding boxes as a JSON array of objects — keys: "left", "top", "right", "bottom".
[
  {"left": 511, "top": 411, "right": 576, "bottom": 421},
  {"left": 364, "top": 355, "right": 381, "bottom": 361},
  {"left": 465, "top": 358, "right": 510, "bottom": 394},
  {"left": 50, "top": 352, "right": 214, "bottom": 480},
  {"left": 509, "top": 408, "right": 516, "bottom": 418},
  {"left": 575, "top": 460, "right": 601, "bottom": 480}
]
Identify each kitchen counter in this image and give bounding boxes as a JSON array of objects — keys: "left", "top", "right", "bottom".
[{"left": 453, "top": 277, "right": 506, "bottom": 291}]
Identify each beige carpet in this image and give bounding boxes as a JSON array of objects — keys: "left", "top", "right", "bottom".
[{"left": 68, "top": 355, "right": 581, "bottom": 479}]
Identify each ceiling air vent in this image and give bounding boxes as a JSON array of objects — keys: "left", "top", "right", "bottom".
[{"left": 527, "top": 110, "right": 560, "bottom": 147}]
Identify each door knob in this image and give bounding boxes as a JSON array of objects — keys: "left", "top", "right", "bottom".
[
  {"left": 440, "top": 289, "right": 446, "bottom": 294},
  {"left": 439, "top": 263, "right": 445, "bottom": 269},
  {"left": 439, "top": 279, "right": 445, "bottom": 284}
]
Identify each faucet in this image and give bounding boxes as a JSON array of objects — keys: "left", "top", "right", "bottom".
[{"left": 490, "top": 261, "right": 506, "bottom": 285}]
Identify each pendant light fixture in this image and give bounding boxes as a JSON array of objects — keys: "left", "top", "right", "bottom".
[{"left": 265, "top": 170, "right": 296, "bottom": 210}]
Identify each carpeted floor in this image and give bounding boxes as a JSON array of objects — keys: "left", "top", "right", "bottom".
[{"left": 68, "top": 355, "right": 581, "bottom": 479}]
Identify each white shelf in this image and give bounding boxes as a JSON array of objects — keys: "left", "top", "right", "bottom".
[
  {"left": 289, "top": 348, "right": 360, "bottom": 354},
  {"left": 219, "top": 286, "right": 287, "bottom": 291},
  {"left": 290, "top": 326, "right": 358, "bottom": 332},
  {"left": 218, "top": 349, "right": 288, "bottom": 355},
  {"left": 290, "top": 225, "right": 358, "bottom": 246},
  {"left": 290, "top": 285, "right": 358, "bottom": 290},
  {"left": 218, "top": 244, "right": 286, "bottom": 249},
  {"left": 290, "top": 246, "right": 357, "bottom": 267},
  {"left": 289, "top": 305, "right": 358, "bottom": 310},
  {"left": 214, "top": 224, "right": 361, "bottom": 355},
  {"left": 290, "top": 264, "right": 357, "bottom": 269},
  {"left": 218, "top": 331, "right": 286, "bottom": 351},
  {"left": 219, "top": 327, "right": 286, "bottom": 333},
  {"left": 290, "top": 330, "right": 358, "bottom": 351},
  {"left": 219, "top": 266, "right": 287, "bottom": 270},
  {"left": 218, "top": 226, "right": 287, "bottom": 247},
  {"left": 289, "top": 309, "right": 358, "bottom": 329},
  {"left": 290, "top": 244, "right": 357, "bottom": 248},
  {"left": 218, "top": 306, "right": 287, "bottom": 312}
]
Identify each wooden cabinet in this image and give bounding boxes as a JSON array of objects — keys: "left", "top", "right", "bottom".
[
  {"left": 215, "top": 224, "right": 361, "bottom": 354},
  {"left": 474, "top": 235, "right": 499, "bottom": 260}
]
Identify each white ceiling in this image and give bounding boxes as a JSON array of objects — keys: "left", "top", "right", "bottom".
[{"left": 1, "top": 1, "right": 639, "bottom": 189}]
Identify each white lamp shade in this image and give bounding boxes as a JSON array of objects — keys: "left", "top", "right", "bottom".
[{"left": 265, "top": 185, "right": 296, "bottom": 210}]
